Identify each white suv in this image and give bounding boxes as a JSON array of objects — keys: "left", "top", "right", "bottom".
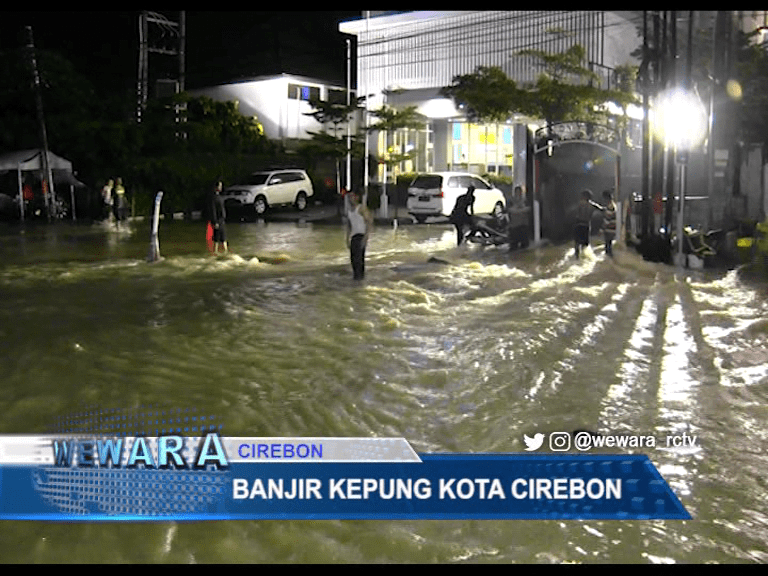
[
  {"left": 221, "top": 169, "right": 314, "bottom": 216},
  {"left": 406, "top": 172, "right": 506, "bottom": 223}
]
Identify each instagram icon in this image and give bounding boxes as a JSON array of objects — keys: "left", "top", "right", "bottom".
[{"left": 549, "top": 432, "right": 571, "bottom": 451}]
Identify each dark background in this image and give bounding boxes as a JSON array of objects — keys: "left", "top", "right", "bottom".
[{"left": 0, "top": 11, "right": 360, "bottom": 96}]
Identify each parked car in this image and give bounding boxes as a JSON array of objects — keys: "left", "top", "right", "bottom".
[
  {"left": 406, "top": 172, "right": 506, "bottom": 223},
  {"left": 221, "top": 169, "right": 314, "bottom": 216}
]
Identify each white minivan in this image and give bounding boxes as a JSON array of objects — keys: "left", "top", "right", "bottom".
[{"left": 406, "top": 172, "right": 506, "bottom": 223}]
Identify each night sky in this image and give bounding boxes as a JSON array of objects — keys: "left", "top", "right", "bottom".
[{"left": 0, "top": 11, "right": 361, "bottom": 96}]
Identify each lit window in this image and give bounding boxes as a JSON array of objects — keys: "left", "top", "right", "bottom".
[
  {"left": 453, "top": 123, "right": 462, "bottom": 141},
  {"left": 287, "top": 84, "right": 319, "bottom": 102}
]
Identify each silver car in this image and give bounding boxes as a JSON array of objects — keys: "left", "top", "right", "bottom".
[
  {"left": 406, "top": 172, "right": 506, "bottom": 223},
  {"left": 221, "top": 169, "right": 314, "bottom": 216}
]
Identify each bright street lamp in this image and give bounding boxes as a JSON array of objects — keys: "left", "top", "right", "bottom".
[
  {"left": 654, "top": 88, "right": 708, "bottom": 151},
  {"left": 653, "top": 88, "right": 708, "bottom": 265}
]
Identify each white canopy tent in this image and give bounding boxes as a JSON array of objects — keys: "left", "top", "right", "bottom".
[
  {"left": 0, "top": 149, "right": 84, "bottom": 220},
  {"left": 0, "top": 148, "right": 73, "bottom": 172}
]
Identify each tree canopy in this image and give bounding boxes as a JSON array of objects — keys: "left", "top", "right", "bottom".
[
  {"left": 303, "top": 95, "right": 365, "bottom": 135},
  {"left": 516, "top": 44, "right": 638, "bottom": 131},
  {"left": 440, "top": 46, "right": 638, "bottom": 135},
  {"left": 439, "top": 66, "right": 523, "bottom": 124},
  {"left": 0, "top": 46, "right": 106, "bottom": 171},
  {"left": 142, "top": 93, "right": 269, "bottom": 155},
  {"left": 297, "top": 95, "right": 368, "bottom": 195},
  {"left": 368, "top": 105, "right": 426, "bottom": 170},
  {"left": 367, "top": 104, "right": 426, "bottom": 134}
]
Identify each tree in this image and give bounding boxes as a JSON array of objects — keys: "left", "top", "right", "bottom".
[
  {"left": 129, "top": 93, "right": 276, "bottom": 216},
  {"left": 367, "top": 104, "right": 426, "bottom": 209},
  {"left": 297, "top": 130, "right": 347, "bottom": 201},
  {"left": 303, "top": 95, "right": 365, "bottom": 139},
  {"left": 300, "top": 95, "right": 366, "bottom": 197},
  {"left": 440, "top": 66, "right": 523, "bottom": 124},
  {"left": 440, "top": 54, "right": 638, "bottom": 171},
  {"left": 516, "top": 44, "right": 638, "bottom": 136},
  {"left": 140, "top": 93, "right": 268, "bottom": 155},
  {"left": 0, "top": 46, "right": 123, "bottom": 181}
]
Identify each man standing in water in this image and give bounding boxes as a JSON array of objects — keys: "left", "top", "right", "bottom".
[
  {"left": 101, "top": 178, "right": 113, "bottom": 222},
  {"left": 595, "top": 189, "right": 617, "bottom": 258},
  {"left": 207, "top": 181, "right": 228, "bottom": 255},
  {"left": 572, "top": 189, "right": 603, "bottom": 259},
  {"left": 113, "top": 177, "right": 127, "bottom": 227},
  {"left": 345, "top": 190, "right": 373, "bottom": 280}
]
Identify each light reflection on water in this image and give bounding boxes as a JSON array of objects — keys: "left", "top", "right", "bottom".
[{"left": 0, "top": 219, "right": 767, "bottom": 563}]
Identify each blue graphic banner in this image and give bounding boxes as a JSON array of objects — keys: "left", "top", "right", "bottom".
[{"left": 0, "top": 435, "right": 691, "bottom": 520}]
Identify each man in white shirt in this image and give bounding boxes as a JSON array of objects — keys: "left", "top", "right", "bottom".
[{"left": 345, "top": 191, "right": 373, "bottom": 280}]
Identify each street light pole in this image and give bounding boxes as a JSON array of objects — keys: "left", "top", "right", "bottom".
[
  {"left": 664, "top": 12, "right": 677, "bottom": 236},
  {"left": 346, "top": 38, "right": 352, "bottom": 193},
  {"left": 363, "top": 11, "right": 370, "bottom": 206},
  {"left": 707, "top": 13, "right": 717, "bottom": 232},
  {"left": 676, "top": 157, "right": 687, "bottom": 264},
  {"left": 675, "top": 11, "right": 696, "bottom": 266},
  {"left": 641, "top": 11, "right": 651, "bottom": 240}
]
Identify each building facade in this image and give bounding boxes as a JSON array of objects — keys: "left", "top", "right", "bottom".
[
  {"left": 340, "top": 11, "right": 642, "bottom": 186},
  {"left": 343, "top": 10, "right": 768, "bottom": 231}
]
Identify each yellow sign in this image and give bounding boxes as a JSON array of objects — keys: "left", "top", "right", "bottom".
[{"left": 477, "top": 132, "right": 496, "bottom": 144}]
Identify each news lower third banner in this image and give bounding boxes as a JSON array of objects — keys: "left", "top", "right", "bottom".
[{"left": 0, "top": 435, "right": 691, "bottom": 520}]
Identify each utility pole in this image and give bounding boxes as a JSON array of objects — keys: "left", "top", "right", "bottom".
[
  {"left": 641, "top": 11, "right": 651, "bottom": 240},
  {"left": 664, "top": 12, "right": 677, "bottom": 235},
  {"left": 707, "top": 12, "right": 718, "bottom": 231},
  {"left": 25, "top": 26, "right": 55, "bottom": 221},
  {"left": 675, "top": 11, "right": 695, "bottom": 264},
  {"left": 346, "top": 38, "right": 352, "bottom": 193},
  {"left": 651, "top": 11, "right": 663, "bottom": 237},
  {"left": 363, "top": 11, "right": 371, "bottom": 206}
]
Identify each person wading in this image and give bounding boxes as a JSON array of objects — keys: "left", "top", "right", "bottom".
[
  {"left": 345, "top": 191, "right": 373, "bottom": 280},
  {"left": 207, "top": 181, "right": 228, "bottom": 255},
  {"left": 449, "top": 185, "right": 475, "bottom": 246}
]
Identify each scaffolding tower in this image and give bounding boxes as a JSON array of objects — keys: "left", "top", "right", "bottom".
[{"left": 137, "top": 11, "right": 186, "bottom": 124}]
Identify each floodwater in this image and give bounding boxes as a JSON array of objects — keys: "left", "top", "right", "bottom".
[{"left": 0, "top": 216, "right": 767, "bottom": 563}]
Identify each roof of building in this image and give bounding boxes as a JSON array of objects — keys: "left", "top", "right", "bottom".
[
  {"left": 339, "top": 11, "right": 471, "bottom": 34},
  {"left": 206, "top": 73, "right": 348, "bottom": 90}
]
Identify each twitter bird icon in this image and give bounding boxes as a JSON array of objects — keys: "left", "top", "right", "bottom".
[{"left": 523, "top": 433, "right": 545, "bottom": 451}]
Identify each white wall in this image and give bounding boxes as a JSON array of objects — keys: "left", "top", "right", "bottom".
[
  {"left": 351, "top": 10, "right": 641, "bottom": 114},
  {"left": 603, "top": 12, "right": 642, "bottom": 69},
  {"left": 190, "top": 77, "right": 331, "bottom": 141}
]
